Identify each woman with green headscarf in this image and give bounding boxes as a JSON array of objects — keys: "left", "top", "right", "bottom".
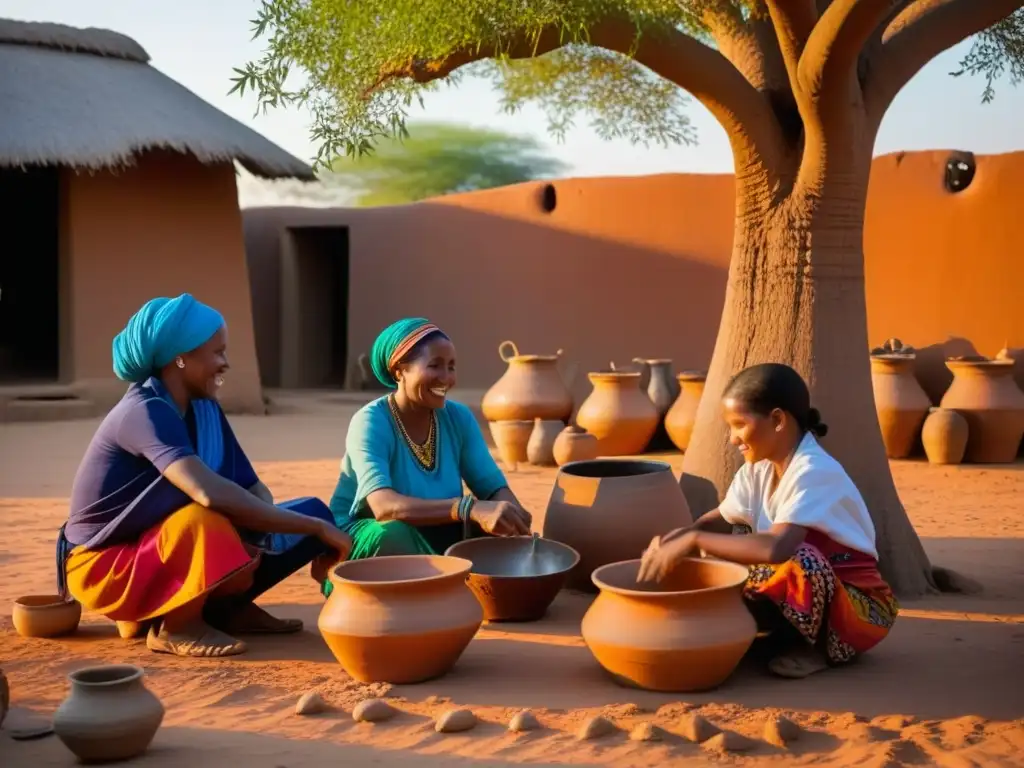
[{"left": 324, "top": 318, "right": 532, "bottom": 595}]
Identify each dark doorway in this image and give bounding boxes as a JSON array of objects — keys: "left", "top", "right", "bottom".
[
  {"left": 0, "top": 166, "right": 60, "bottom": 383},
  {"left": 279, "top": 226, "right": 349, "bottom": 388}
]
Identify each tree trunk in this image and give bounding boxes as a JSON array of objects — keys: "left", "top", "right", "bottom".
[{"left": 680, "top": 139, "right": 938, "bottom": 599}]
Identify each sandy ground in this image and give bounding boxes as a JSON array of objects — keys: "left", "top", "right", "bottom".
[{"left": 1, "top": 407, "right": 1023, "bottom": 767}]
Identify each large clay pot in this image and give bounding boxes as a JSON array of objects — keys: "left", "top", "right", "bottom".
[
  {"left": 576, "top": 372, "right": 660, "bottom": 456},
  {"left": 921, "top": 408, "right": 969, "bottom": 465},
  {"left": 526, "top": 418, "right": 562, "bottom": 466},
  {"left": 53, "top": 665, "right": 165, "bottom": 763},
  {"left": 664, "top": 371, "right": 706, "bottom": 453},
  {"left": 481, "top": 341, "right": 574, "bottom": 422},
  {"left": 489, "top": 419, "right": 533, "bottom": 471},
  {"left": 870, "top": 354, "right": 931, "bottom": 459},
  {"left": 552, "top": 425, "right": 599, "bottom": 466},
  {"left": 582, "top": 558, "right": 756, "bottom": 692},
  {"left": 542, "top": 459, "right": 692, "bottom": 591},
  {"left": 318, "top": 555, "right": 483, "bottom": 684},
  {"left": 940, "top": 359, "right": 1024, "bottom": 463}
]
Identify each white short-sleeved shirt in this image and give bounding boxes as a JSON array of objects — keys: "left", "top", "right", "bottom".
[{"left": 718, "top": 433, "right": 878, "bottom": 560}]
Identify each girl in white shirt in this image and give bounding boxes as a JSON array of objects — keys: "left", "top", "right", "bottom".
[{"left": 638, "top": 363, "right": 898, "bottom": 679}]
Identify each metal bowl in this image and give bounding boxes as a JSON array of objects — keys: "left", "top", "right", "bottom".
[{"left": 445, "top": 536, "right": 580, "bottom": 622}]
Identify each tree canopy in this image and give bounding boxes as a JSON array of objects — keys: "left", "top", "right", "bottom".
[{"left": 321, "top": 122, "right": 569, "bottom": 206}]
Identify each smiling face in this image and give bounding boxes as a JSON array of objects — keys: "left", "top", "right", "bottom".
[
  {"left": 179, "top": 326, "right": 230, "bottom": 400},
  {"left": 395, "top": 334, "right": 456, "bottom": 409},
  {"left": 721, "top": 396, "right": 790, "bottom": 464}
]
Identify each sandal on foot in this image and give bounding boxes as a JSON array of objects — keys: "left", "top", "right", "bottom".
[{"left": 146, "top": 622, "right": 247, "bottom": 658}]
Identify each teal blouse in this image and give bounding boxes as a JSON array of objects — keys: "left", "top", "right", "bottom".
[{"left": 328, "top": 397, "right": 507, "bottom": 528}]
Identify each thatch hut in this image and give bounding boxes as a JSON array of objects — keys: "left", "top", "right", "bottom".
[{"left": 0, "top": 18, "right": 314, "bottom": 420}]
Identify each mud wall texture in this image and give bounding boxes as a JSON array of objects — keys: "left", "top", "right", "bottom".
[{"left": 243, "top": 150, "right": 1022, "bottom": 407}]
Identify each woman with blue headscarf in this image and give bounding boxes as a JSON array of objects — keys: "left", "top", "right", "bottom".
[
  {"left": 323, "top": 317, "right": 532, "bottom": 596},
  {"left": 58, "top": 294, "right": 352, "bottom": 658}
]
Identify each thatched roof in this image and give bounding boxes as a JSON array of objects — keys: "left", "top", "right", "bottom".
[{"left": 0, "top": 19, "right": 315, "bottom": 180}]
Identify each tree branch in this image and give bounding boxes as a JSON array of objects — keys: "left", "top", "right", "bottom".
[
  {"left": 368, "top": 18, "right": 788, "bottom": 176},
  {"left": 702, "top": 0, "right": 786, "bottom": 94},
  {"left": 764, "top": 0, "right": 820, "bottom": 98},
  {"left": 863, "top": 0, "right": 1024, "bottom": 119}
]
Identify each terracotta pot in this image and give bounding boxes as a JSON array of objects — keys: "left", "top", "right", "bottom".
[
  {"left": 552, "top": 425, "right": 599, "bottom": 466},
  {"left": 940, "top": 359, "right": 1024, "bottom": 463},
  {"left": 481, "top": 341, "right": 574, "bottom": 422},
  {"left": 318, "top": 555, "right": 483, "bottom": 684},
  {"left": 489, "top": 419, "right": 533, "bottom": 471},
  {"left": 53, "top": 665, "right": 165, "bottom": 763},
  {"left": 664, "top": 371, "right": 706, "bottom": 453},
  {"left": 542, "top": 459, "right": 692, "bottom": 592},
  {"left": 0, "top": 668, "right": 8, "bottom": 730},
  {"left": 921, "top": 408, "right": 969, "bottom": 465},
  {"left": 582, "top": 558, "right": 756, "bottom": 692},
  {"left": 526, "top": 418, "right": 563, "bottom": 466},
  {"left": 576, "top": 372, "right": 660, "bottom": 456},
  {"left": 870, "top": 354, "right": 931, "bottom": 459},
  {"left": 635, "top": 358, "right": 679, "bottom": 416},
  {"left": 12, "top": 595, "right": 81, "bottom": 638}
]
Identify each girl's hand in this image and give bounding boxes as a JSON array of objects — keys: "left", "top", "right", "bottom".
[{"left": 637, "top": 530, "right": 701, "bottom": 584}]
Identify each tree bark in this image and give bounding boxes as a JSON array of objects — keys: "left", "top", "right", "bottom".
[{"left": 680, "top": 138, "right": 938, "bottom": 599}]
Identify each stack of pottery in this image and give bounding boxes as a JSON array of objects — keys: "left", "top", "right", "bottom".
[
  {"left": 575, "top": 371, "right": 660, "bottom": 456},
  {"left": 542, "top": 458, "right": 692, "bottom": 591},
  {"left": 482, "top": 340, "right": 574, "bottom": 470},
  {"left": 869, "top": 352, "right": 930, "bottom": 459},
  {"left": 940, "top": 357, "right": 1024, "bottom": 463},
  {"left": 664, "top": 371, "right": 706, "bottom": 453}
]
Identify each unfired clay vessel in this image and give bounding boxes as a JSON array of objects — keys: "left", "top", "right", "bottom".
[
  {"left": 526, "top": 418, "right": 563, "bottom": 466},
  {"left": 576, "top": 372, "right": 660, "bottom": 456},
  {"left": 940, "top": 359, "right": 1024, "bottom": 463},
  {"left": 12, "top": 595, "right": 82, "bottom": 638},
  {"left": 318, "top": 555, "right": 483, "bottom": 684},
  {"left": 921, "top": 408, "right": 969, "bottom": 465},
  {"left": 481, "top": 341, "right": 574, "bottom": 422},
  {"left": 664, "top": 371, "right": 706, "bottom": 452},
  {"left": 542, "top": 459, "right": 693, "bottom": 591},
  {"left": 870, "top": 354, "right": 931, "bottom": 459},
  {"left": 489, "top": 420, "right": 533, "bottom": 471},
  {"left": 582, "top": 558, "right": 756, "bottom": 692},
  {"left": 53, "top": 664, "right": 165, "bottom": 763},
  {"left": 552, "top": 425, "right": 599, "bottom": 466}
]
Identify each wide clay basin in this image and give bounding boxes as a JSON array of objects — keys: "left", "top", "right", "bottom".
[
  {"left": 12, "top": 595, "right": 82, "bottom": 638},
  {"left": 445, "top": 536, "right": 580, "bottom": 622},
  {"left": 581, "top": 558, "right": 756, "bottom": 692},
  {"left": 318, "top": 555, "right": 483, "bottom": 684}
]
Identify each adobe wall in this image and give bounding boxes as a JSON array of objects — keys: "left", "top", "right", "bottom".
[
  {"left": 64, "top": 151, "right": 264, "bottom": 413},
  {"left": 243, "top": 150, "right": 1023, "bottom": 406}
]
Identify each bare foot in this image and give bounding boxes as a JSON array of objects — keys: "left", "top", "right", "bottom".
[
  {"left": 213, "top": 603, "right": 303, "bottom": 635},
  {"left": 768, "top": 646, "right": 829, "bottom": 679},
  {"left": 146, "top": 621, "right": 247, "bottom": 657},
  {"left": 115, "top": 620, "right": 154, "bottom": 639}
]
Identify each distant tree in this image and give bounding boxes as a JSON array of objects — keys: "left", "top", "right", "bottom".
[{"left": 321, "top": 122, "right": 570, "bottom": 206}]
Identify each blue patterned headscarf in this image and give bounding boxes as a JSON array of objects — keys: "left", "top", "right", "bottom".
[
  {"left": 111, "top": 294, "right": 225, "bottom": 383},
  {"left": 369, "top": 317, "right": 446, "bottom": 389}
]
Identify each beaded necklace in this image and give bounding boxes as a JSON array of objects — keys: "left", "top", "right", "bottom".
[{"left": 387, "top": 394, "right": 437, "bottom": 471}]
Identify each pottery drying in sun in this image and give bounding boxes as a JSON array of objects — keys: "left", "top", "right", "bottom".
[
  {"left": 526, "top": 418, "right": 563, "bottom": 466},
  {"left": 575, "top": 372, "right": 660, "bottom": 456},
  {"left": 481, "top": 341, "right": 574, "bottom": 422},
  {"left": 664, "top": 371, "right": 706, "bottom": 452},
  {"left": 921, "top": 408, "right": 969, "bottom": 465},
  {"left": 870, "top": 354, "right": 931, "bottom": 459},
  {"left": 552, "top": 425, "right": 599, "bottom": 466},
  {"left": 489, "top": 419, "right": 533, "bottom": 471},
  {"left": 940, "top": 359, "right": 1024, "bottom": 463}
]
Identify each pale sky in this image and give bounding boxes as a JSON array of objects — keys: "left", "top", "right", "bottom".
[{"left": 6, "top": 0, "right": 1024, "bottom": 176}]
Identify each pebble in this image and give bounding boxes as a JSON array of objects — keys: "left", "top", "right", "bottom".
[
  {"left": 294, "top": 691, "right": 329, "bottom": 716},
  {"left": 678, "top": 713, "right": 720, "bottom": 743},
  {"left": 629, "top": 722, "right": 664, "bottom": 742},
  {"left": 508, "top": 710, "right": 541, "bottom": 732},
  {"left": 352, "top": 698, "right": 397, "bottom": 723},
  {"left": 577, "top": 715, "right": 616, "bottom": 740},
  {"left": 764, "top": 714, "right": 801, "bottom": 747},
  {"left": 435, "top": 708, "right": 477, "bottom": 733},
  {"left": 702, "top": 731, "right": 756, "bottom": 754}
]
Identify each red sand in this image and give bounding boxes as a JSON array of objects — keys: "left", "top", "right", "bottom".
[{"left": 2, "top": 408, "right": 1023, "bottom": 767}]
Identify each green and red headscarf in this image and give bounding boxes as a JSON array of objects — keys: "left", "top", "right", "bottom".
[{"left": 369, "top": 317, "right": 446, "bottom": 389}]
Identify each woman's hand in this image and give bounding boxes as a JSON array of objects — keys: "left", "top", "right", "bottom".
[
  {"left": 471, "top": 500, "right": 532, "bottom": 536},
  {"left": 637, "top": 530, "right": 701, "bottom": 584},
  {"left": 316, "top": 521, "right": 353, "bottom": 561}
]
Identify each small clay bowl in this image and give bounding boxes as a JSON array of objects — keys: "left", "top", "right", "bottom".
[
  {"left": 445, "top": 536, "right": 580, "bottom": 622},
  {"left": 12, "top": 595, "right": 82, "bottom": 638}
]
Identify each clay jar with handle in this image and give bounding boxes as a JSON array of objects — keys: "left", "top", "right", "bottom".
[
  {"left": 526, "top": 418, "right": 562, "bottom": 466},
  {"left": 481, "top": 341, "right": 574, "bottom": 422},
  {"left": 921, "top": 408, "right": 969, "bottom": 465},
  {"left": 552, "top": 425, "right": 599, "bottom": 466},
  {"left": 53, "top": 664, "right": 165, "bottom": 763},
  {"left": 870, "top": 354, "right": 931, "bottom": 459},
  {"left": 576, "top": 372, "right": 660, "bottom": 456},
  {"left": 940, "top": 359, "right": 1024, "bottom": 463},
  {"left": 318, "top": 555, "right": 483, "bottom": 684},
  {"left": 582, "top": 558, "right": 756, "bottom": 692},
  {"left": 664, "top": 371, "right": 706, "bottom": 453},
  {"left": 542, "top": 459, "right": 693, "bottom": 591}
]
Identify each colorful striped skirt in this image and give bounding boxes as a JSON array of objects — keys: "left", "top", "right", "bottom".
[{"left": 64, "top": 504, "right": 256, "bottom": 623}]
